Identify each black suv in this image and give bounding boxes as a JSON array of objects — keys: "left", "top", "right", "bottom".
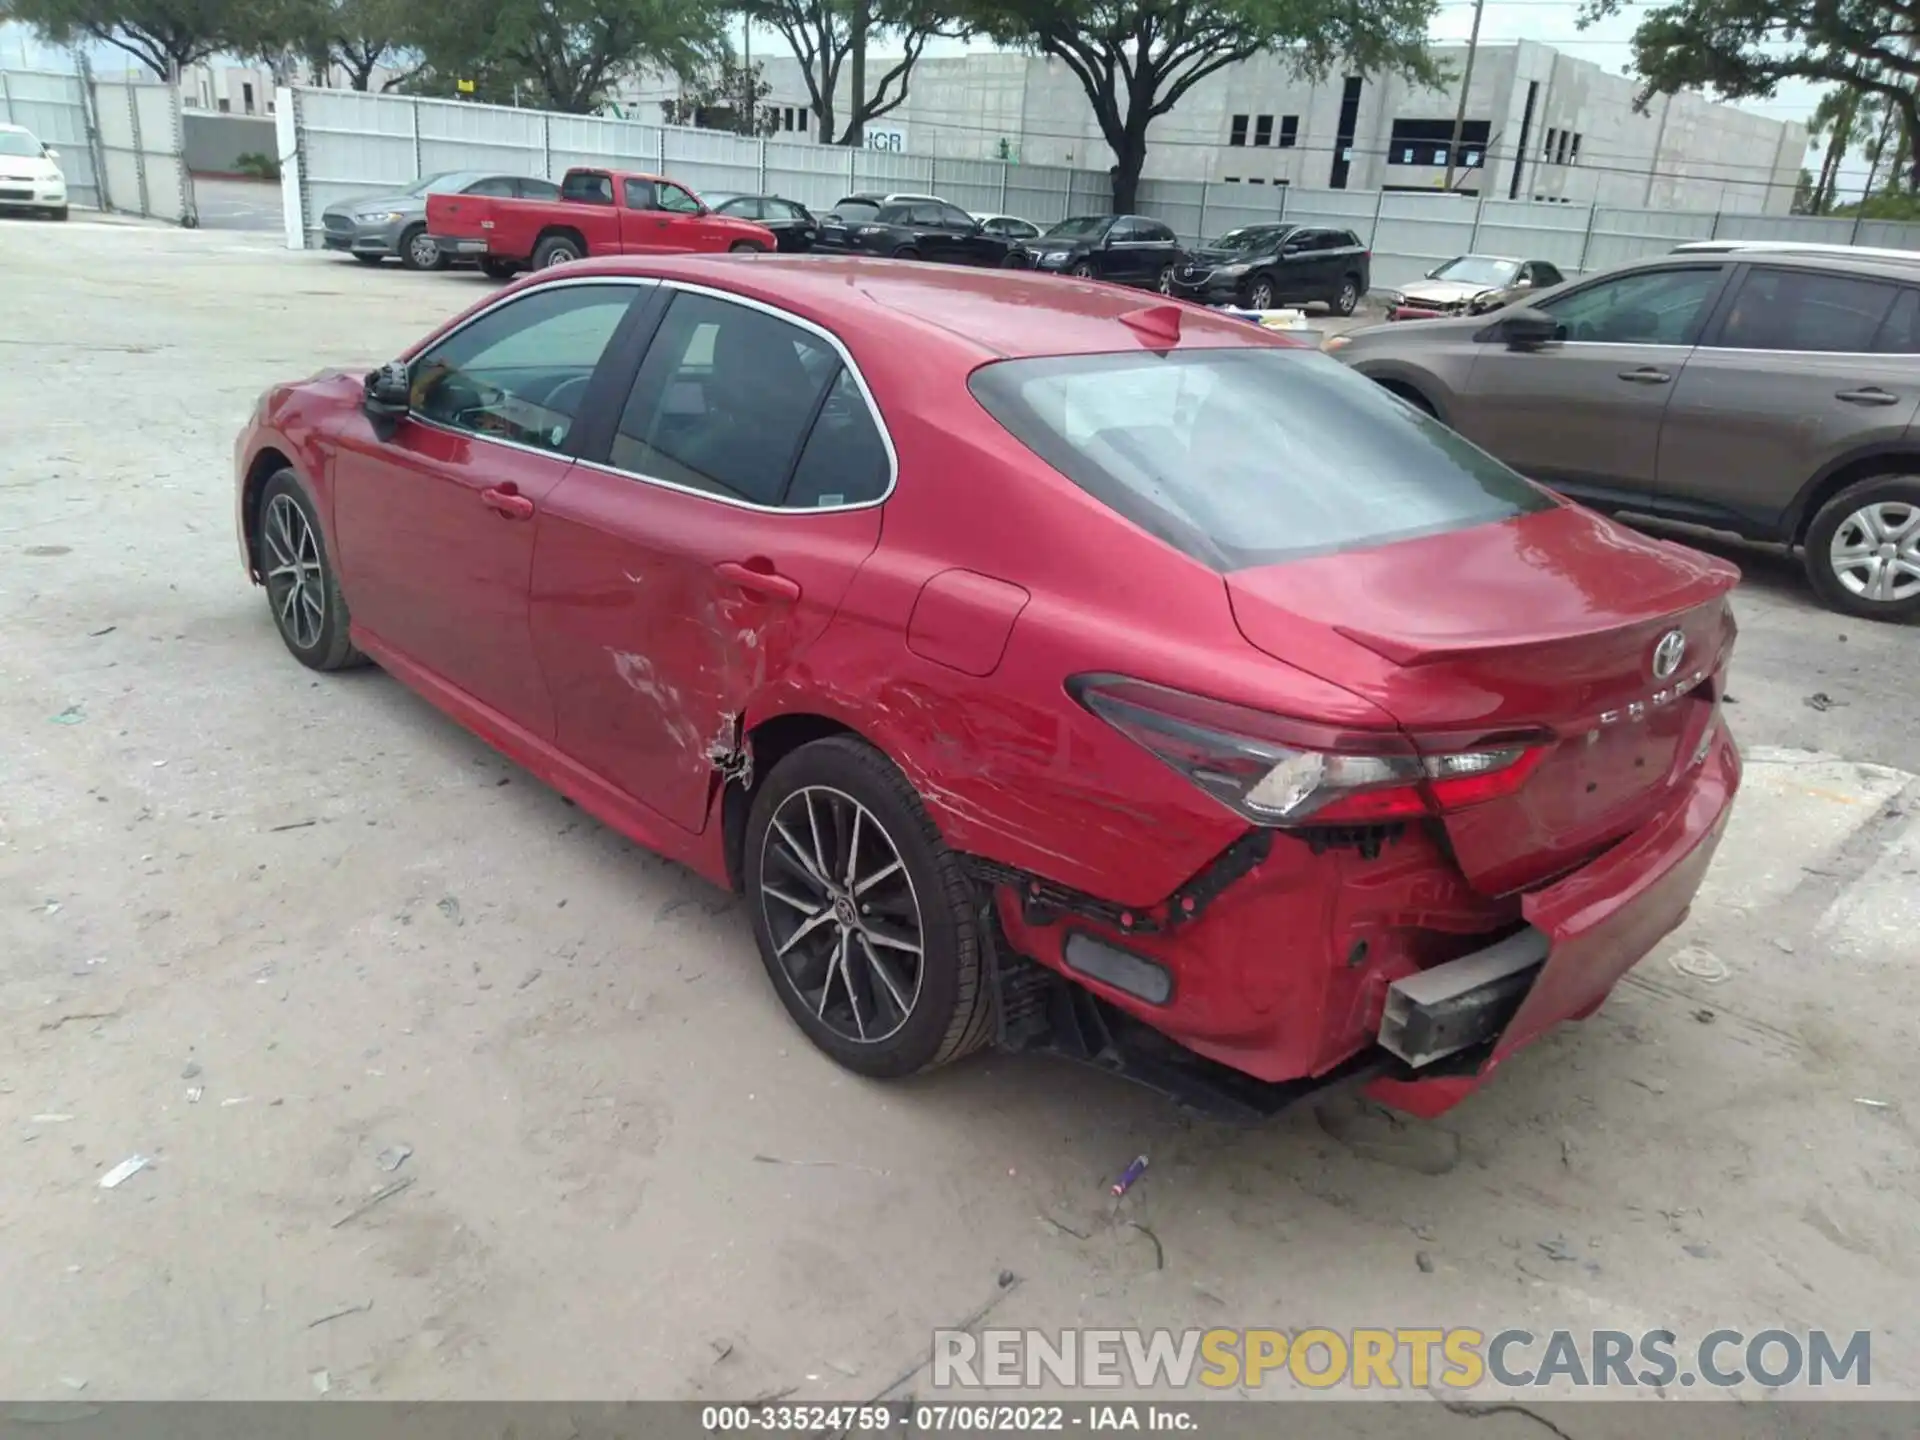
[
  {"left": 1006, "top": 215, "right": 1188, "bottom": 291},
  {"left": 1168, "top": 224, "right": 1372, "bottom": 315},
  {"left": 812, "top": 195, "right": 1013, "bottom": 266}
]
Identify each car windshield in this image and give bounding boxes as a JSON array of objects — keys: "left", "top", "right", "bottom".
[
  {"left": 1206, "top": 226, "right": 1284, "bottom": 252},
  {"left": 1044, "top": 216, "right": 1112, "bottom": 240},
  {"left": 0, "top": 129, "right": 44, "bottom": 157},
  {"left": 831, "top": 200, "right": 880, "bottom": 222},
  {"left": 969, "top": 347, "right": 1553, "bottom": 571},
  {"left": 1429, "top": 256, "right": 1521, "bottom": 286}
]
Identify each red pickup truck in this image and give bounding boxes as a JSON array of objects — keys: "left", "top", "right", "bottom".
[{"left": 427, "top": 167, "right": 779, "bottom": 278}]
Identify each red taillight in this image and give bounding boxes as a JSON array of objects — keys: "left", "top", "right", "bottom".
[{"left": 1071, "top": 675, "right": 1546, "bottom": 827}]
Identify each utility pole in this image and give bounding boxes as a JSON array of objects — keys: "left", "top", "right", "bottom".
[{"left": 1443, "top": 0, "right": 1487, "bottom": 193}]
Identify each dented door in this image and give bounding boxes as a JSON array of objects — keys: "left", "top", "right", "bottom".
[{"left": 528, "top": 470, "right": 880, "bottom": 831}]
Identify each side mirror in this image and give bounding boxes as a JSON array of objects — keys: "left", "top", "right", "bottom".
[
  {"left": 1493, "top": 307, "right": 1557, "bottom": 351},
  {"left": 1513, "top": 277, "right": 1533, "bottom": 290},
  {"left": 44, "top": 146, "right": 60, "bottom": 161},
  {"left": 363, "top": 362, "right": 411, "bottom": 434}
]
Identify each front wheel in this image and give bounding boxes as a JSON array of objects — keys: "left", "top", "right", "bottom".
[
  {"left": 744, "top": 737, "right": 993, "bottom": 1079},
  {"left": 479, "top": 257, "right": 518, "bottom": 281},
  {"left": 1156, "top": 264, "right": 1175, "bottom": 295},
  {"left": 1070, "top": 260, "right": 1095, "bottom": 278},
  {"left": 1331, "top": 274, "right": 1361, "bottom": 316},
  {"left": 1803, "top": 476, "right": 1920, "bottom": 620},
  {"left": 890, "top": 245, "right": 921, "bottom": 261},
  {"left": 255, "top": 469, "right": 366, "bottom": 671},
  {"left": 48, "top": 206, "right": 69, "bottom": 222},
  {"left": 729, "top": 240, "right": 766, "bottom": 253},
  {"left": 1247, "top": 277, "right": 1275, "bottom": 310},
  {"left": 399, "top": 225, "right": 447, "bottom": 271},
  {"left": 352, "top": 252, "right": 384, "bottom": 265}
]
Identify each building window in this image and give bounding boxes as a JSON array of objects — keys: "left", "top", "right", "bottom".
[
  {"left": 1223, "top": 176, "right": 1240, "bottom": 183},
  {"left": 1544, "top": 126, "right": 1557, "bottom": 160},
  {"left": 1386, "top": 118, "right": 1489, "bottom": 168},
  {"left": 1557, "top": 129, "right": 1571, "bottom": 164},
  {"left": 1249, "top": 176, "right": 1266, "bottom": 185},
  {"left": 1569, "top": 132, "right": 1582, "bottom": 163},
  {"left": 1278, "top": 115, "right": 1298, "bottom": 148},
  {"left": 242, "top": 81, "right": 255, "bottom": 113},
  {"left": 217, "top": 97, "right": 231, "bottom": 113},
  {"left": 1229, "top": 114, "right": 1249, "bottom": 146},
  {"left": 1330, "top": 77, "right": 1363, "bottom": 188},
  {"left": 1254, "top": 114, "right": 1273, "bottom": 146}
]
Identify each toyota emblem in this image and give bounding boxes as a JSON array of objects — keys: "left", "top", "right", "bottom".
[{"left": 1651, "top": 629, "right": 1687, "bottom": 680}]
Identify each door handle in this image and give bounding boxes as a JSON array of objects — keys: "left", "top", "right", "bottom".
[
  {"left": 481, "top": 486, "right": 535, "bottom": 520},
  {"left": 715, "top": 560, "right": 801, "bottom": 602},
  {"left": 1617, "top": 367, "right": 1671, "bottom": 384},
  {"left": 1836, "top": 386, "right": 1900, "bottom": 406}
]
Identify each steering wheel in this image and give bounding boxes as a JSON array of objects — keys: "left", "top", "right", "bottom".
[{"left": 544, "top": 373, "right": 593, "bottom": 418}]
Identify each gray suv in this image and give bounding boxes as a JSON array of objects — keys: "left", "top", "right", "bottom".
[{"left": 1324, "top": 250, "right": 1920, "bottom": 620}]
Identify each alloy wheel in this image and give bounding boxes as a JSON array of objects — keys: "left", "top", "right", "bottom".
[
  {"left": 1158, "top": 265, "right": 1174, "bottom": 295},
  {"left": 262, "top": 493, "right": 325, "bottom": 650},
  {"left": 1250, "top": 280, "right": 1274, "bottom": 309},
  {"left": 408, "top": 231, "right": 440, "bottom": 268},
  {"left": 758, "top": 785, "right": 924, "bottom": 1044},
  {"left": 1338, "top": 279, "right": 1359, "bottom": 314},
  {"left": 1829, "top": 500, "right": 1920, "bottom": 604}
]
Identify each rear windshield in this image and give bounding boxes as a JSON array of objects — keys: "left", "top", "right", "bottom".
[
  {"left": 831, "top": 200, "right": 880, "bottom": 222},
  {"left": 968, "top": 347, "right": 1554, "bottom": 571}
]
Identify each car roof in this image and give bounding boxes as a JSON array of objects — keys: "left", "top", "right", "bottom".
[
  {"left": 537, "top": 254, "right": 1295, "bottom": 363},
  {"left": 1672, "top": 239, "right": 1920, "bottom": 260},
  {"left": 1616, "top": 248, "right": 1920, "bottom": 282}
]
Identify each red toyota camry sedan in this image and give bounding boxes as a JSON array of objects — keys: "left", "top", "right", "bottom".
[{"left": 233, "top": 255, "right": 1741, "bottom": 1118}]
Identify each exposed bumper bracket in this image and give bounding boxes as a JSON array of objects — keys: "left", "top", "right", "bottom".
[{"left": 1378, "top": 926, "right": 1547, "bottom": 1069}]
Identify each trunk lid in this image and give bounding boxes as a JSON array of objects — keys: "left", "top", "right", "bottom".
[{"left": 1225, "top": 504, "right": 1739, "bottom": 894}]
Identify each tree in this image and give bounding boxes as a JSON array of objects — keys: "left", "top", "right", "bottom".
[
  {"left": 246, "top": 0, "right": 417, "bottom": 90},
  {"left": 661, "top": 51, "right": 779, "bottom": 134},
  {"left": 1579, "top": 0, "right": 1920, "bottom": 191},
  {"left": 3, "top": 0, "right": 263, "bottom": 78},
  {"left": 748, "top": 0, "right": 959, "bottom": 144},
  {"left": 408, "top": 0, "right": 725, "bottom": 112},
  {"left": 1808, "top": 84, "right": 1864, "bottom": 214},
  {"left": 966, "top": 0, "right": 1440, "bottom": 213}
]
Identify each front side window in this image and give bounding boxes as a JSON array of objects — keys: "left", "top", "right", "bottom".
[
  {"left": 1432, "top": 255, "right": 1521, "bottom": 287},
  {"left": 1714, "top": 267, "right": 1898, "bottom": 353},
  {"left": 658, "top": 182, "right": 702, "bottom": 214},
  {"left": 410, "top": 284, "right": 638, "bottom": 451},
  {"left": 1536, "top": 266, "right": 1722, "bottom": 345},
  {"left": 717, "top": 196, "right": 761, "bottom": 218},
  {"left": 1110, "top": 218, "right": 1144, "bottom": 242},
  {"left": 464, "top": 176, "right": 515, "bottom": 197},
  {"left": 970, "top": 347, "right": 1552, "bottom": 571},
  {"left": 937, "top": 204, "right": 975, "bottom": 228},
  {"left": 609, "top": 292, "right": 881, "bottom": 508},
  {"left": 1045, "top": 216, "right": 1112, "bottom": 241},
  {"left": 624, "top": 178, "right": 657, "bottom": 210}
]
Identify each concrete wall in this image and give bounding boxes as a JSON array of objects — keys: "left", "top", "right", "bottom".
[
  {"left": 716, "top": 44, "right": 1807, "bottom": 215},
  {"left": 182, "top": 112, "right": 276, "bottom": 174}
]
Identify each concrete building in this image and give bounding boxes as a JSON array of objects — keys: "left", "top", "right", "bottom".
[{"left": 677, "top": 41, "right": 1808, "bottom": 214}]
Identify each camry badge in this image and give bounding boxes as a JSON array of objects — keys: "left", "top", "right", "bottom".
[{"left": 1651, "top": 629, "right": 1687, "bottom": 681}]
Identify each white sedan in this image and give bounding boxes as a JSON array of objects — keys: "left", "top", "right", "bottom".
[{"left": 0, "top": 123, "right": 68, "bottom": 220}]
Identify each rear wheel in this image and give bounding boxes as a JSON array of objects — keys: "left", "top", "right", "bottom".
[
  {"left": 399, "top": 225, "right": 447, "bottom": 271},
  {"left": 729, "top": 240, "right": 765, "bottom": 253},
  {"left": 1248, "top": 276, "right": 1275, "bottom": 310},
  {"left": 1331, "top": 273, "right": 1362, "bottom": 316},
  {"left": 48, "top": 206, "right": 68, "bottom": 222},
  {"left": 479, "top": 257, "right": 518, "bottom": 281},
  {"left": 532, "top": 234, "right": 582, "bottom": 269},
  {"left": 891, "top": 245, "right": 920, "bottom": 261},
  {"left": 744, "top": 737, "right": 992, "bottom": 1079},
  {"left": 352, "top": 252, "right": 383, "bottom": 265},
  {"left": 1803, "top": 476, "right": 1920, "bottom": 620},
  {"left": 1070, "top": 259, "right": 1095, "bottom": 278},
  {"left": 255, "top": 469, "right": 366, "bottom": 672}
]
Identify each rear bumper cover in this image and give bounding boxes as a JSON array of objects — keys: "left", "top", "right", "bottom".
[
  {"left": 430, "top": 234, "right": 491, "bottom": 257},
  {"left": 998, "top": 721, "right": 1741, "bottom": 1117}
]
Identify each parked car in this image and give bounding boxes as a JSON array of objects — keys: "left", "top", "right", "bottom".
[
  {"left": 1167, "top": 224, "right": 1370, "bottom": 314},
  {"left": 232, "top": 253, "right": 1741, "bottom": 1120},
  {"left": 974, "top": 212, "right": 1041, "bottom": 242},
  {"left": 1672, "top": 239, "right": 1920, "bottom": 263},
  {"left": 426, "top": 167, "right": 777, "bottom": 277},
  {"left": 0, "top": 122, "right": 67, "bottom": 221},
  {"left": 1006, "top": 215, "right": 1187, "bottom": 292},
  {"left": 1324, "top": 249, "right": 1920, "bottom": 619},
  {"left": 809, "top": 195, "right": 1013, "bottom": 265},
  {"left": 1379, "top": 254, "right": 1566, "bottom": 320},
  {"left": 708, "top": 193, "right": 819, "bottom": 251},
  {"left": 322, "top": 171, "right": 559, "bottom": 270}
]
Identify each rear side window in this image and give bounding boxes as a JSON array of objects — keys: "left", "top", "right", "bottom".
[
  {"left": 465, "top": 176, "right": 515, "bottom": 197},
  {"left": 562, "top": 172, "right": 614, "bottom": 205},
  {"left": 519, "top": 177, "right": 560, "bottom": 200},
  {"left": 1715, "top": 267, "right": 1899, "bottom": 353},
  {"left": 1875, "top": 288, "right": 1920, "bottom": 353},
  {"left": 969, "top": 348, "right": 1553, "bottom": 571},
  {"left": 832, "top": 200, "right": 880, "bottom": 222}
]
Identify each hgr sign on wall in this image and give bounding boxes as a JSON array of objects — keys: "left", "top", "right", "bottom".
[{"left": 863, "top": 125, "right": 908, "bottom": 153}]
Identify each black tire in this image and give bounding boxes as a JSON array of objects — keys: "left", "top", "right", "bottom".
[
  {"left": 398, "top": 224, "right": 447, "bottom": 271},
  {"left": 744, "top": 736, "right": 993, "bottom": 1079},
  {"left": 1247, "top": 276, "right": 1275, "bottom": 310},
  {"left": 49, "top": 206, "right": 69, "bottom": 222},
  {"left": 352, "top": 252, "right": 384, "bottom": 265},
  {"left": 891, "top": 245, "right": 920, "bottom": 261},
  {"left": 1070, "top": 260, "right": 1096, "bottom": 278},
  {"left": 1376, "top": 379, "right": 1438, "bottom": 419},
  {"left": 255, "top": 469, "right": 366, "bottom": 672},
  {"left": 1802, "top": 475, "right": 1920, "bottom": 621},
  {"left": 729, "top": 240, "right": 765, "bottom": 253},
  {"left": 1332, "top": 273, "right": 1362, "bottom": 316},
  {"left": 479, "top": 257, "right": 519, "bottom": 281},
  {"left": 1156, "top": 264, "right": 1175, "bottom": 295},
  {"left": 532, "top": 234, "right": 582, "bottom": 269}
]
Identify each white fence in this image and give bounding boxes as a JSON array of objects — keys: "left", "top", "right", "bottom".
[
  {"left": 283, "top": 85, "right": 1920, "bottom": 286},
  {"left": 0, "top": 65, "right": 193, "bottom": 222}
]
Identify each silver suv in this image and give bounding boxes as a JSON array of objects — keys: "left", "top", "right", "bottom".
[{"left": 1324, "top": 249, "right": 1920, "bottom": 620}]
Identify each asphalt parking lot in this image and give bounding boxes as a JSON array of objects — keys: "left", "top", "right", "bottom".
[{"left": 4, "top": 220, "right": 1919, "bottom": 1413}]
